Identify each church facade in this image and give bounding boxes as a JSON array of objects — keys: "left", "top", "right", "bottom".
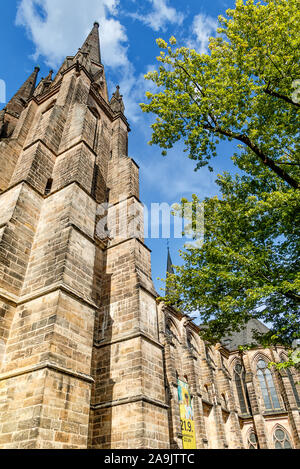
[{"left": 0, "top": 24, "right": 299, "bottom": 450}]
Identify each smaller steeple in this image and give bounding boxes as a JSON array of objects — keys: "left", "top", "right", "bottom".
[
  {"left": 5, "top": 66, "right": 40, "bottom": 117},
  {"left": 167, "top": 245, "right": 175, "bottom": 276},
  {"left": 110, "top": 85, "right": 125, "bottom": 114},
  {"left": 0, "top": 66, "right": 39, "bottom": 138},
  {"left": 34, "top": 69, "right": 54, "bottom": 97},
  {"left": 166, "top": 244, "right": 176, "bottom": 298},
  {"left": 44, "top": 69, "right": 54, "bottom": 82}
]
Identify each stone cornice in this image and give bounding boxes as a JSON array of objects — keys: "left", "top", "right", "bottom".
[
  {"left": 91, "top": 394, "right": 169, "bottom": 411},
  {"left": 0, "top": 282, "right": 98, "bottom": 310},
  {"left": 106, "top": 235, "right": 152, "bottom": 254},
  {"left": 0, "top": 361, "right": 94, "bottom": 384},
  {"left": 94, "top": 330, "right": 163, "bottom": 350}
]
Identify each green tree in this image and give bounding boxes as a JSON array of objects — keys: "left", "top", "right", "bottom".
[
  {"left": 141, "top": 0, "right": 300, "bottom": 353},
  {"left": 167, "top": 174, "right": 300, "bottom": 349}
]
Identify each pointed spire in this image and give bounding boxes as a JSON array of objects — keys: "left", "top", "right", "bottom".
[
  {"left": 51, "top": 22, "right": 108, "bottom": 102},
  {"left": 110, "top": 85, "right": 125, "bottom": 114},
  {"left": 33, "top": 69, "right": 54, "bottom": 97},
  {"left": 44, "top": 69, "right": 54, "bottom": 82},
  {"left": 166, "top": 245, "right": 176, "bottom": 298},
  {"left": 167, "top": 245, "right": 175, "bottom": 276},
  {"left": 114, "top": 85, "right": 121, "bottom": 99},
  {"left": 6, "top": 66, "right": 40, "bottom": 117},
  {"left": 80, "top": 21, "right": 101, "bottom": 64}
]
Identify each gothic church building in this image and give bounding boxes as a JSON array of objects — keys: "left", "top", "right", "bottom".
[{"left": 0, "top": 24, "right": 299, "bottom": 450}]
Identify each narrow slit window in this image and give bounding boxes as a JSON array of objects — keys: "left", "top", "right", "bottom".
[{"left": 45, "top": 178, "right": 53, "bottom": 195}]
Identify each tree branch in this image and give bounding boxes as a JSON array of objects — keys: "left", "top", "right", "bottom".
[
  {"left": 264, "top": 87, "right": 300, "bottom": 108},
  {"left": 205, "top": 124, "right": 299, "bottom": 189},
  {"left": 174, "top": 62, "right": 300, "bottom": 189}
]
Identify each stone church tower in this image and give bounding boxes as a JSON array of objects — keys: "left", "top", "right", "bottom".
[
  {"left": 1, "top": 24, "right": 299, "bottom": 450},
  {"left": 0, "top": 23, "right": 169, "bottom": 449}
]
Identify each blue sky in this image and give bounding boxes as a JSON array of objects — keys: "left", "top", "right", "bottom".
[{"left": 0, "top": 0, "right": 237, "bottom": 294}]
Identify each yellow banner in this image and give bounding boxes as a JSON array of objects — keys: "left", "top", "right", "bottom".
[{"left": 178, "top": 379, "right": 196, "bottom": 449}]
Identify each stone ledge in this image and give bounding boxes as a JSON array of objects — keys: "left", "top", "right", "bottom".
[
  {"left": 109, "top": 193, "right": 143, "bottom": 208},
  {"left": 262, "top": 409, "right": 288, "bottom": 418},
  {"left": 91, "top": 394, "right": 169, "bottom": 411},
  {"left": 0, "top": 287, "right": 19, "bottom": 306},
  {"left": 0, "top": 179, "right": 44, "bottom": 199},
  {"left": 94, "top": 330, "right": 164, "bottom": 350},
  {"left": 0, "top": 360, "right": 94, "bottom": 384},
  {"left": 57, "top": 138, "right": 97, "bottom": 158},
  {"left": 106, "top": 236, "right": 152, "bottom": 254},
  {"left": 237, "top": 413, "right": 253, "bottom": 420},
  {"left": 23, "top": 138, "right": 57, "bottom": 157},
  {"left": 0, "top": 283, "right": 98, "bottom": 309}
]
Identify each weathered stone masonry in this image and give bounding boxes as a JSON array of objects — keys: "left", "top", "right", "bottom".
[{"left": 0, "top": 24, "right": 299, "bottom": 449}]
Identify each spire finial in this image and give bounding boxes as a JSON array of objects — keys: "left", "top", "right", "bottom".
[
  {"left": 94, "top": 21, "right": 100, "bottom": 28},
  {"left": 44, "top": 69, "right": 53, "bottom": 81},
  {"left": 115, "top": 85, "right": 121, "bottom": 98}
]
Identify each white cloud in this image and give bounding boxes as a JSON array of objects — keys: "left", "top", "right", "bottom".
[
  {"left": 129, "top": 0, "right": 184, "bottom": 32},
  {"left": 140, "top": 147, "right": 217, "bottom": 202},
  {"left": 188, "top": 13, "right": 218, "bottom": 54},
  {"left": 15, "top": 0, "right": 129, "bottom": 69}
]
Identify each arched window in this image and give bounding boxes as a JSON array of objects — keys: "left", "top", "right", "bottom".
[
  {"left": 280, "top": 354, "right": 300, "bottom": 408},
  {"left": 273, "top": 427, "right": 293, "bottom": 449},
  {"left": 256, "top": 359, "right": 281, "bottom": 410},
  {"left": 247, "top": 430, "right": 258, "bottom": 449},
  {"left": 286, "top": 368, "right": 300, "bottom": 408},
  {"left": 234, "top": 362, "right": 250, "bottom": 415}
]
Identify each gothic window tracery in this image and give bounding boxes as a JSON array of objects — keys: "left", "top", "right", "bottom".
[
  {"left": 280, "top": 354, "right": 300, "bottom": 408},
  {"left": 273, "top": 426, "right": 293, "bottom": 449},
  {"left": 286, "top": 367, "right": 300, "bottom": 408},
  {"left": 234, "top": 362, "right": 250, "bottom": 415},
  {"left": 247, "top": 429, "right": 258, "bottom": 449},
  {"left": 256, "top": 358, "right": 281, "bottom": 410}
]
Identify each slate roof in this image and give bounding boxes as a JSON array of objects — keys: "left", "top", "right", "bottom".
[{"left": 221, "top": 318, "right": 270, "bottom": 351}]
